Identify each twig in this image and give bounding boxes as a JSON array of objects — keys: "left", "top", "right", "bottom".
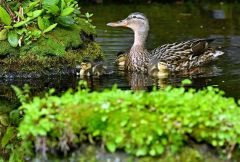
[{"left": 227, "top": 143, "right": 236, "bottom": 159}]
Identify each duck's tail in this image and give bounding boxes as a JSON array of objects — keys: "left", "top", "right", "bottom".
[{"left": 212, "top": 50, "right": 224, "bottom": 59}]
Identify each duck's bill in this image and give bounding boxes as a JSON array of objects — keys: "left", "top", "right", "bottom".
[{"left": 106, "top": 20, "right": 128, "bottom": 27}]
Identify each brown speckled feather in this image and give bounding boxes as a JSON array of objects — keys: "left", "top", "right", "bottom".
[
  {"left": 150, "top": 38, "right": 222, "bottom": 72},
  {"left": 126, "top": 45, "right": 150, "bottom": 72}
]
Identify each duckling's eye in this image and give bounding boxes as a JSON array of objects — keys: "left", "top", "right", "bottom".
[{"left": 132, "top": 16, "right": 137, "bottom": 19}]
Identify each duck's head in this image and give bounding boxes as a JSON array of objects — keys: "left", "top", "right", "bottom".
[{"left": 107, "top": 12, "right": 149, "bottom": 33}]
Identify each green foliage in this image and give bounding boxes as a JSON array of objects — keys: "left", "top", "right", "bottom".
[
  {"left": 14, "top": 81, "right": 240, "bottom": 158},
  {"left": 7, "top": 30, "right": 19, "bottom": 47},
  {"left": 0, "top": 6, "right": 12, "bottom": 26},
  {"left": 0, "top": 0, "right": 94, "bottom": 47},
  {"left": 1, "top": 127, "right": 15, "bottom": 147},
  {"left": 0, "top": 29, "right": 8, "bottom": 40}
]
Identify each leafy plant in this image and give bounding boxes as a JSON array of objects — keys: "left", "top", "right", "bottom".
[
  {"left": 0, "top": 0, "right": 94, "bottom": 47},
  {"left": 0, "top": 6, "right": 12, "bottom": 26},
  {"left": 11, "top": 81, "right": 240, "bottom": 159}
]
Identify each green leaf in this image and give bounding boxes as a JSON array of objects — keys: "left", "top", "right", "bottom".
[
  {"left": 106, "top": 142, "right": 116, "bottom": 152},
  {"left": 61, "top": 7, "right": 74, "bottom": 16},
  {"left": 43, "top": 0, "right": 60, "bottom": 7},
  {"left": 136, "top": 148, "right": 147, "bottom": 156},
  {"left": 38, "top": 17, "right": 45, "bottom": 30},
  {"left": 30, "top": 10, "right": 43, "bottom": 19},
  {"left": 0, "top": 6, "right": 12, "bottom": 25},
  {"left": 181, "top": 79, "right": 192, "bottom": 85},
  {"left": 0, "top": 29, "right": 8, "bottom": 41},
  {"left": 8, "top": 31, "right": 19, "bottom": 47},
  {"left": 46, "top": 5, "right": 60, "bottom": 15},
  {"left": 4, "top": 26, "right": 13, "bottom": 30},
  {"left": 1, "top": 127, "right": 14, "bottom": 147},
  {"left": 61, "top": 0, "right": 66, "bottom": 12},
  {"left": 13, "top": 18, "right": 31, "bottom": 27},
  {"left": 25, "top": 0, "right": 40, "bottom": 13},
  {"left": 57, "top": 16, "right": 75, "bottom": 27},
  {"left": 43, "top": 23, "right": 58, "bottom": 33},
  {"left": 14, "top": 11, "right": 25, "bottom": 20}
]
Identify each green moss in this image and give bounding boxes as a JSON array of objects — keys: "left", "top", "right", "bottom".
[
  {"left": 81, "top": 42, "right": 104, "bottom": 59},
  {"left": 0, "top": 42, "right": 104, "bottom": 75},
  {"left": 77, "top": 18, "right": 96, "bottom": 35},
  {"left": 9, "top": 83, "right": 240, "bottom": 160},
  {"left": 0, "top": 41, "right": 18, "bottom": 56}
]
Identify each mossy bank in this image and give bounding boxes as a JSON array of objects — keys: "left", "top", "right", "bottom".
[
  {"left": 0, "top": 18, "right": 103, "bottom": 78},
  {"left": 2, "top": 81, "right": 240, "bottom": 161}
]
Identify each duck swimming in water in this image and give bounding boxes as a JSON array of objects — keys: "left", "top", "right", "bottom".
[{"left": 107, "top": 12, "right": 223, "bottom": 73}]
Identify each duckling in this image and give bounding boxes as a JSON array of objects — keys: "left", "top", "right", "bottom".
[
  {"left": 115, "top": 51, "right": 127, "bottom": 67},
  {"left": 148, "top": 62, "right": 169, "bottom": 78},
  {"left": 77, "top": 60, "right": 92, "bottom": 76},
  {"left": 92, "top": 60, "right": 108, "bottom": 77},
  {"left": 77, "top": 59, "right": 109, "bottom": 77}
]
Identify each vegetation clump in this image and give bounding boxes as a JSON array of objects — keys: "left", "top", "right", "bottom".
[
  {"left": 3, "top": 81, "right": 240, "bottom": 160},
  {"left": 0, "top": 0, "right": 103, "bottom": 77}
]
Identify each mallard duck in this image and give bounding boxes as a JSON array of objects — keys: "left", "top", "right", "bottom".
[
  {"left": 77, "top": 59, "right": 108, "bottom": 77},
  {"left": 107, "top": 12, "right": 224, "bottom": 73}
]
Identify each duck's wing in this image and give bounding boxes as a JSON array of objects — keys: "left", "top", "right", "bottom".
[{"left": 150, "top": 38, "right": 223, "bottom": 71}]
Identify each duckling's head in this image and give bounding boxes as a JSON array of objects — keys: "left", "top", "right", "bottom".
[
  {"left": 107, "top": 12, "right": 149, "bottom": 33},
  {"left": 80, "top": 60, "right": 92, "bottom": 76},
  {"left": 81, "top": 60, "right": 92, "bottom": 70}
]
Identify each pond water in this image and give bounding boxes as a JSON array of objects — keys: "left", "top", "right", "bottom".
[{"left": 83, "top": 2, "right": 240, "bottom": 98}]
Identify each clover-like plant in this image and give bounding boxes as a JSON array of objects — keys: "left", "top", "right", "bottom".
[{"left": 0, "top": 0, "right": 94, "bottom": 47}]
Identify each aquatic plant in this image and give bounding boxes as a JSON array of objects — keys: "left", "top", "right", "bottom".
[
  {"left": 0, "top": 0, "right": 94, "bottom": 47},
  {"left": 3, "top": 80, "right": 239, "bottom": 160}
]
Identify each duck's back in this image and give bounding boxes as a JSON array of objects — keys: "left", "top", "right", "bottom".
[{"left": 150, "top": 38, "right": 224, "bottom": 71}]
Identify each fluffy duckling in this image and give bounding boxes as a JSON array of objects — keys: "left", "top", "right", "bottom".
[
  {"left": 92, "top": 60, "right": 108, "bottom": 77},
  {"left": 77, "top": 59, "right": 92, "bottom": 76},
  {"left": 77, "top": 59, "right": 108, "bottom": 77},
  {"left": 148, "top": 62, "right": 169, "bottom": 78},
  {"left": 115, "top": 51, "right": 127, "bottom": 67}
]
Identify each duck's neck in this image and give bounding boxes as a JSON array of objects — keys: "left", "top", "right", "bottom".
[
  {"left": 132, "top": 30, "right": 148, "bottom": 47},
  {"left": 127, "top": 30, "right": 149, "bottom": 72}
]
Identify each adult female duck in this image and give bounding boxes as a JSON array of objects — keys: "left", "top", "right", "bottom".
[{"left": 107, "top": 12, "right": 223, "bottom": 74}]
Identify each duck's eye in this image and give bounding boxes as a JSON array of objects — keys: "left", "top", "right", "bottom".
[{"left": 132, "top": 16, "right": 137, "bottom": 19}]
